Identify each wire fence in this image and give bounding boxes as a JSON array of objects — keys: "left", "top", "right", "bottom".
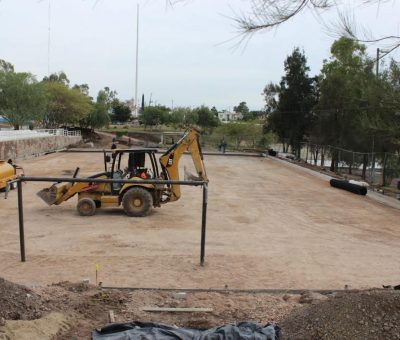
[
  {"left": 158, "top": 133, "right": 266, "bottom": 152},
  {"left": 200, "top": 134, "right": 269, "bottom": 152},
  {"left": 272, "top": 142, "right": 400, "bottom": 188}
]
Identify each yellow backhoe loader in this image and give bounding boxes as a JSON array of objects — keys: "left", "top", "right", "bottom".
[
  {"left": 0, "top": 159, "right": 23, "bottom": 191},
  {"left": 37, "top": 127, "right": 208, "bottom": 217}
]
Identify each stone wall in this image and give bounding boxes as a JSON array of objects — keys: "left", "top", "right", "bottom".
[{"left": 0, "top": 135, "right": 81, "bottom": 160}]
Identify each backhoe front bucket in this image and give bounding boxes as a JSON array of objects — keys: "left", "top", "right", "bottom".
[
  {"left": 37, "top": 182, "right": 72, "bottom": 206},
  {"left": 37, "top": 186, "right": 58, "bottom": 206}
]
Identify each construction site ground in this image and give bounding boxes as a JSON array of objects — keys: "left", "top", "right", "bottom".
[{"left": 1, "top": 149, "right": 400, "bottom": 339}]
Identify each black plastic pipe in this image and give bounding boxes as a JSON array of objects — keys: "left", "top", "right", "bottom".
[{"left": 330, "top": 179, "right": 367, "bottom": 195}]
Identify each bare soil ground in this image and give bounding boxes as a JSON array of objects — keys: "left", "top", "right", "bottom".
[
  {"left": 0, "top": 151, "right": 399, "bottom": 289},
  {"left": 1, "top": 148, "right": 400, "bottom": 339}
]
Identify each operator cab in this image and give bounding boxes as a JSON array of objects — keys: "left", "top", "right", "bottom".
[{"left": 105, "top": 149, "right": 160, "bottom": 193}]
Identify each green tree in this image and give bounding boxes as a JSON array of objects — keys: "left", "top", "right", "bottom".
[
  {"left": 111, "top": 100, "right": 131, "bottom": 123},
  {"left": 265, "top": 48, "right": 317, "bottom": 156},
  {"left": 72, "top": 83, "right": 90, "bottom": 97},
  {"left": 184, "top": 109, "right": 198, "bottom": 126},
  {"left": 193, "top": 105, "right": 219, "bottom": 130},
  {"left": 102, "top": 87, "right": 117, "bottom": 110},
  {"left": 0, "top": 61, "right": 46, "bottom": 129},
  {"left": 85, "top": 90, "right": 110, "bottom": 129},
  {"left": 43, "top": 71, "right": 70, "bottom": 86},
  {"left": 140, "top": 105, "right": 170, "bottom": 128},
  {"left": 313, "top": 37, "right": 374, "bottom": 174},
  {"left": 170, "top": 107, "right": 189, "bottom": 128},
  {"left": 233, "top": 101, "right": 250, "bottom": 120},
  {"left": 43, "top": 81, "right": 93, "bottom": 127},
  {"left": 211, "top": 106, "right": 218, "bottom": 117}
]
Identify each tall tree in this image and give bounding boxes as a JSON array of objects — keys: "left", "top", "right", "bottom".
[
  {"left": 140, "top": 105, "right": 170, "bottom": 128},
  {"left": 111, "top": 100, "right": 131, "bottom": 123},
  {"left": 43, "top": 81, "right": 93, "bottom": 127},
  {"left": 193, "top": 105, "right": 220, "bottom": 130},
  {"left": 43, "top": 71, "right": 70, "bottom": 86},
  {"left": 265, "top": 48, "right": 317, "bottom": 156},
  {"left": 210, "top": 106, "right": 218, "bottom": 117},
  {"left": 313, "top": 37, "right": 375, "bottom": 174},
  {"left": 72, "top": 83, "right": 90, "bottom": 97},
  {"left": 233, "top": 101, "right": 250, "bottom": 120},
  {"left": 85, "top": 90, "right": 110, "bottom": 129},
  {"left": 0, "top": 61, "right": 46, "bottom": 129}
]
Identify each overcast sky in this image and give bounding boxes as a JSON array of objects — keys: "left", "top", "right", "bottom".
[{"left": 1, "top": 0, "right": 399, "bottom": 111}]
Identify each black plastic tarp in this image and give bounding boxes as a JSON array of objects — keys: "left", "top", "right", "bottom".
[{"left": 92, "top": 321, "right": 280, "bottom": 340}]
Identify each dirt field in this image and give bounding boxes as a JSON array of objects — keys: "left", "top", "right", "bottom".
[{"left": 0, "top": 152, "right": 399, "bottom": 290}]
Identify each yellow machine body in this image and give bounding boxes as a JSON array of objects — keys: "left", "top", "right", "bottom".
[{"left": 0, "top": 160, "right": 17, "bottom": 190}]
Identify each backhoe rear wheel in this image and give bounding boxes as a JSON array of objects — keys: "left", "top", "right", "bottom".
[
  {"left": 122, "top": 187, "right": 153, "bottom": 217},
  {"left": 77, "top": 198, "right": 96, "bottom": 216}
]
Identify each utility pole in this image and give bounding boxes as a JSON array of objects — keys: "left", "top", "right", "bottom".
[
  {"left": 371, "top": 48, "right": 380, "bottom": 188},
  {"left": 376, "top": 48, "right": 380, "bottom": 77},
  {"left": 134, "top": 4, "right": 140, "bottom": 117},
  {"left": 47, "top": 0, "right": 51, "bottom": 76}
]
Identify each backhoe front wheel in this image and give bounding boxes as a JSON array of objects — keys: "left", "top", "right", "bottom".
[
  {"left": 122, "top": 187, "right": 153, "bottom": 217},
  {"left": 77, "top": 198, "right": 96, "bottom": 216}
]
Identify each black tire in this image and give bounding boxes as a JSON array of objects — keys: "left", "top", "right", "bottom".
[
  {"left": 122, "top": 187, "right": 153, "bottom": 217},
  {"left": 77, "top": 198, "right": 96, "bottom": 216}
]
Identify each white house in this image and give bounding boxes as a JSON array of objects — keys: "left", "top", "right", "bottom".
[{"left": 218, "top": 110, "right": 242, "bottom": 122}]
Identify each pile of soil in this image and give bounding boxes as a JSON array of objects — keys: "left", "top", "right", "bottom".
[
  {"left": 0, "top": 277, "right": 52, "bottom": 320},
  {"left": 121, "top": 290, "right": 298, "bottom": 329},
  {"left": 2, "top": 277, "right": 400, "bottom": 339},
  {"left": 281, "top": 290, "right": 400, "bottom": 339},
  {"left": 35, "top": 282, "right": 129, "bottom": 339}
]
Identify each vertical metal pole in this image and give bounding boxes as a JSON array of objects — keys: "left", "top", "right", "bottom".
[
  {"left": 200, "top": 183, "right": 208, "bottom": 266},
  {"left": 376, "top": 48, "right": 380, "bottom": 77},
  {"left": 134, "top": 3, "right": 140, "bottom": 117},
  {"left": 17, "top": 180, "right": 26, "bottom": 262},
  {"left": 47, "top": 0, "right": 51, "bottom": 76}
]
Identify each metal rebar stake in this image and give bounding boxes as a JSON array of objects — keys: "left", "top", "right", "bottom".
[
  {"left": 17, "top": 180, "right": 26, "bottom": 262},
  {"left": 200, "top": 183, "right": 208, "bottom": 266}
]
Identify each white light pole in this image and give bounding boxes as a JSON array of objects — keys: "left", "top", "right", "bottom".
[
  {"left": 134, "top": 4, "right": 140, "bottom": 117},
  {"left": 47, "top": 0, "right": 52, "bottom": 76}
]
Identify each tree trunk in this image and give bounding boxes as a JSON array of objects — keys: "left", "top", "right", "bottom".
[
  {"left": 314, "top": 148, "right": 319, "bottom": 165},
  {"left": 361, "top": 154, "right": 368, "bottom": 180},
  {"left": 382, "top": 153, "right": 388, "bottom": 186},
  {"left": 330, "top": 157, "right": 335, "bottom": 172},
  {"left": 321, "top": 150, "right": 325, "bottom": 168},
  {"left": 305, "top": 144, "right": 309, "bottom": 164}
]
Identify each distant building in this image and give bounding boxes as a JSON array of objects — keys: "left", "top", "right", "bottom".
[
  {"left": 125, "top": 99, "right": 138, "bottom": 118},
  {"left": 218, "top": 110, "right": 242, "bottom": 122}
]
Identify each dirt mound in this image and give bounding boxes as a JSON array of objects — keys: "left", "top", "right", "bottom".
[
  {"left": 0, "top": 277, "right": 52, "bottom": 320},
  {"left": 51, "top": 280, "right": 92, "bottom": 293},
  {"left": 281, "top": 290, "right": 400, "bottom": 339}
]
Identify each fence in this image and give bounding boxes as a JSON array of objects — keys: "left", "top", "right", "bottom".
[
  {"left": 0, "top": 129, "right": 81, "bottom": 142},
  {"left": 158, "top": 132, "right": 269, "bottom": 152},
  {"left": 200, "top": 134, "right": 269, "bottom": 152},
  {"left": 272, "top": 142, "right": 400, "bottom": 188}
]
